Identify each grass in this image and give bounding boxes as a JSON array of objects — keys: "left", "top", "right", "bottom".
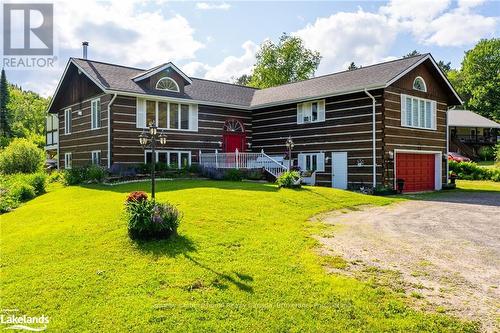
[
  {"left": 0, "top": 180, "right": 480, "bottom": 332},
  {"left": 455, "top": 179, "right": 500, "bottom": 191}
]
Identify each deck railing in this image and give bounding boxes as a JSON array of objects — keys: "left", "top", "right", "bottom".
[{"left": 199, "top": 150, "right": 288, "bottom": 178}]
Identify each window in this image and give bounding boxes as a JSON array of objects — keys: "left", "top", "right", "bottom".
[
  {"left": 298, "top": 153, "right": 325, "bottom": 172},
  {"left": 137, "top": 99, "right": 198, "bottom": 131},
  {"left": 146, "top": 100, "right": 156, "bottom": 126},
  {"left": 91, "top": 150, "right": 101, "bottom": 165},
  {"left": 144, "top": 150, "right": 191, "bottom": 169},
  {"left": 64, "top": 152, "right": 72, "bottom": 169},
  {"left": 169, "top": 103, "right": 179, "bottom": 129},
  {"left": 413, "top": 76, "right": 427, "bottom": 92},
  {"left": 297, "top": 100, "right": 325, "bottom": 124},
  {"left": 91, "top": 98, "right": 101, "bottom": 129},
  {"left": 156, "top": 77, "right": 180, "bottom": 92},
  {"left": 401, "top": 94, "right": 436, "bottom": 130},
  {"left": 64, "top": 108, "right": 72, "bottom": 134}
]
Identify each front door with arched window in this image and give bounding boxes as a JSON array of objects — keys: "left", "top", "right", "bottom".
[{"left": 222, "top": 119, "right": 246, "bottom": 152}]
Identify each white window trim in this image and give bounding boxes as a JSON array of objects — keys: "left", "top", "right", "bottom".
[
  {"left": 90, "top": 98, "right": 101, "bottom": 130},
  {"left": 91, "top": 150, "right": 101, "bottom": 165},
  {"left": 297, "top": 99, "right": 325, "bottom": 124},
  {"left": 155, "top": 77, "right": 180, "bottom": 92},
  {"left": 64, "top": 152, "right": 72, "bottom": 169},
  {"left": 136, "top": 98, "right": 198, "bottom": 132},
  {"left": 400, "top": 94, "right": 436, "bottom": 131},
  {"left": 64, "top": 108, "right": 72, "bottom": 134},
  {"left": 298, "top": 152, "right": 325, "bottom": 172},
  {"left": 413, "top": 76, "right": 427, "bottom": 92},
  {"left": 144, "top": 150, "right": 192, "bottom": 169}
]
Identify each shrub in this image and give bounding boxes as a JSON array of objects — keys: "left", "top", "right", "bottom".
[
  {"left": 25, "top": 172, "right": 47, "bottom": 195},
  {"left": 63, "top": 165, "right": 107, "bottom": 185},
  {"left": 10, "top": 182, "right": 36, "bottom": 201},
  {"left": 63, "top": 167, "right": 86, "bottom": 185},
  {"left": 86, "top": 165, "right": 107, "bottom": 183},
  {"left": 0, "top": 138, "right": 45, "bottom": 174},
  {"left": 276, "top": 171, "right": 301, "bottom": 188},
  {"left": 449, "top": 160, "right": 499, "bottom": 182},
  {"left": 245, "top": 169, "right": 264, "bottom": 180},
  {"left": 223, "top": 169, "right": 243, "bottom": 181},
  {"left": 124, "top": 192, "right": 182, "bottom": 240},
  {"left": 478, "top": 146, "right": 495, "bottom": 161},
  {"left": 48, "top": 171, "right": 64, "bottom": 184},
  {"left": 199, "top": 166, "right": 225, "bottom": 180},
  {"left": 109, "top": 164, "right": 137, "bottom": 177},
  {"left": 495, "top": 143, "right": 500, "bottom": 162}
]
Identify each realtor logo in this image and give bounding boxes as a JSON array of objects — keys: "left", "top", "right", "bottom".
[{"left": 3, "top": 3, "right": 53, "bottom": 55}]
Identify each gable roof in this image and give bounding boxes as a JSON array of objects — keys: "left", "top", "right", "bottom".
[
  {"left": 448, "top": 110, "right": 500, "bottom": 128},
  {"left": 49, "top": 53, "right": 462, "bottom": 112},
  {"left": 131, "top": 62, "right": 192, "bottom": 84}
]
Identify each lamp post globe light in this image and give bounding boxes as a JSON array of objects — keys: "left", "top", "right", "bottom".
[
  {"left": 139, "top": 121, "right": 167, "bottom": 199},
  {"left": 285, "top": 136, "right": 294, "bottom": 170}
]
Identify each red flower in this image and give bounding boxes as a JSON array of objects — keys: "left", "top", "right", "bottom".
[{"left": 126, "top": 191, "right": 148, "bottom": 203}]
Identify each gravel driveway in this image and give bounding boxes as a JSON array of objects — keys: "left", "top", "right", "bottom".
[{"left": 317, "top": 191, "right": 500, "bottom": 332}]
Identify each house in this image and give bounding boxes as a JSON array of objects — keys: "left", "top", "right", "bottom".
[
  {"left": 448, "top": 110, "right": 500, "bottom": 159},
  {"left": 46, "top": 47, "right": 462, "bottom": 192}
]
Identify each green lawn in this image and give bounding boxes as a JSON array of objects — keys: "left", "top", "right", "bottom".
[
  {"left": 1, "top": 180, "right": 479, "bottom": 332},
  {"left": 477, "top": 160, "right": 500, "bottom": 169}
]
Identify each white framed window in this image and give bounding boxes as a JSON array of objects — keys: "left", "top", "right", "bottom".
[
  {"left": 136, "top": 98, "right": 198, "bottom": 132},
  {"left": 64, "top": 108, "right": 72, "bottom": 134},
  {"left": 297, "top": 100, "right": 325, "bottom": 124},
  {"left": 91, "top": 150, "right": 101, "bottom": 165},
  {"left": 156, "top": 77, "right": 180, "bottom": 92},
  {"left": 144, "top": 150, "right": 191, "bottom": 169},
  {"left": 298, "top": 152, "right": 325, "bottom": 172},
  {"left": 64, "top": 152, "right": 72, "bottom": 169},
  {"left": 91, "top": 98, "right": 101, "bottom": 129},
  {"left": 413, "top": 76, "right": 427, "bottom": 92},
  {"left": 400, "top": 94, "right": 436, "bottom": 130}
]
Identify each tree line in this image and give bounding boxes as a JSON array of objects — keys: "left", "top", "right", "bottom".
[
  {"left": 235, "top": 35, "right": 499, "bottom": 121},
  {"left": 0, "top": 69, "right": 50, "bottom": 148}
]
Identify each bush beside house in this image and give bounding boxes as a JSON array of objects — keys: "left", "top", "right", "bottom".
[{"left": 449, "top": 160, "right": 500, "bottom": 182}]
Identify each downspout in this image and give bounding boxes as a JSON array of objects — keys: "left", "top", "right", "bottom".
[
  {"left": 446, "top": 106, "right": 451, "bottom": 185},
  {"left": 364, "top": 89, "right": 376, "bottom": 188},
  {"left": 107, "top": 94, "right": 118, "bottom": 168}
]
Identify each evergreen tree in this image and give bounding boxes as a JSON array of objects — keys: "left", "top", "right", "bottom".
[{"left": 0, "top": 68, "right": 10, "bottom": 137}]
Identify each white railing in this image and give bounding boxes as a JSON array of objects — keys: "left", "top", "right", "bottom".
[{"left": 199, "top": 149, "right": 288, "bottom": 178}]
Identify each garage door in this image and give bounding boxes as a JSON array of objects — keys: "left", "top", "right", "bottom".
[{"left": 396, "top": 153, "right": 435, "bottom": 192}]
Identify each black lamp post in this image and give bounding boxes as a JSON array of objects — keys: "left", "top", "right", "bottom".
[
  {"left": 139, "top": 121, "right": 167, "bottom": 199},
  {"left": 285, "top": 136, "right": 294, "bottom": 170}
]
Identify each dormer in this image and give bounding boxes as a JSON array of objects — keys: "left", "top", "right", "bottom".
[{"left": 132, "top": 62, "right": 192, "bottom": 94}]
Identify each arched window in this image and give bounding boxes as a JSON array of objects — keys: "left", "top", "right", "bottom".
[
  {"left": 156, "top": 77, "right": 180, "bottom": 92},
  {"left": 413, "top": 76, "right": 427, "bottom": 92},
  {"left": 223, "top": 119, "right": 244, "bottom": 132}
]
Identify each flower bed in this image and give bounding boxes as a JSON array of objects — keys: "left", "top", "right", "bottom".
[{"left": 124, "top": 191, "right": 182, "bottom": 240}]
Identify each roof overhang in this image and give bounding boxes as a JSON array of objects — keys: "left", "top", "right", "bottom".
[
  {"left": 448, "top": 110, "right": 500, "bottom": 128},
  {"left": 131, "top": 62, "right": 192, "bottom": 84},
  {"left": 47, "top": 58, "right": 107, "bottom": 113},
  {"left": 385, "top": 54, "right": 463, "bottom": 105}
]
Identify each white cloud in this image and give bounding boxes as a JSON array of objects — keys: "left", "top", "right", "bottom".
[
  {"left": 195, "top": 2, "right": 231, "bottom": 10},
  {"left": 55, "top": 1, "right": 205, "bottom": 67},
  {"left": 188, "top": 41, "right": 257, "bottom": 82},
  {"left": 380, "top": 0, "right": 496, "bottom": 46},
  {"left": 295, "top": 10, "right": 398, "bottom": 74}
]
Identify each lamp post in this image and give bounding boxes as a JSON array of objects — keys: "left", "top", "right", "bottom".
[
  {"left": 285, "top": 136, "right": 294, "bottom": 170},
  {"left": 139, "top": 121, "right": 167, "bottom": 199}
]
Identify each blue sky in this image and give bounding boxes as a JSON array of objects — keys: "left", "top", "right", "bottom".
[{"left": 4, "top": 0, "right": 499, "bottom": 97}]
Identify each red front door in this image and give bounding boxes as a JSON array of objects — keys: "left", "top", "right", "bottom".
[
  {"left": 223, "top": 133, "right": 245, "bottom": 152},
  {"left": 396, "top": 153, "right": 435, "bottom": 192}
]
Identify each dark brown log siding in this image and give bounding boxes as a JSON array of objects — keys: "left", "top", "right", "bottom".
[
  {"left": 252, "top": 90, "right": 385, "bottom": 188},
  {"left": 58, "top": 94, "right": 111, "bottom": 168},
  {"left": 382, "top": 61, "right": 450, "bottom": 188},
  {"left": 110, "top": 96, "right": 252, "bottom": 165}
]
